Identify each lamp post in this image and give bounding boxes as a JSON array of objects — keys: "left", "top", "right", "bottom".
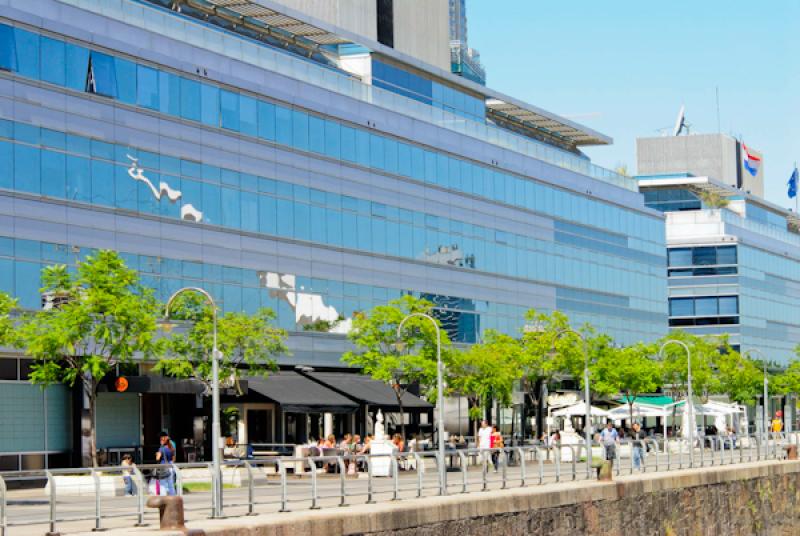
[
  {"left": 164, "top": 287, "right": 223, "bottom": 518},
  {"left": 396, "top": 313, "right": 446, "bottom": 495},
  {"left": 659, "top": 340, "right": 693, "bottom": 468},
  {"left": 552, "top": 329, "right": 591, "bottom": 478},
  {"left": 745, "top": 349, "right": 769, "bottom": 443}
]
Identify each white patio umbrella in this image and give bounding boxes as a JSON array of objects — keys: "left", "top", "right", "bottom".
[{"left": 552, "top": 402, "right": 610, "bottom": 418}]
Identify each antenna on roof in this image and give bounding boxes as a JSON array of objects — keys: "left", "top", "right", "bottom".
[{"left": 672, "top": 105, "right": 688, "bottom": 136}]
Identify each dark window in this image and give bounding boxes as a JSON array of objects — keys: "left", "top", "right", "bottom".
[
  {"left": 87, "top": 52, "right": 117, "bottom": 97},
  {"left": 19, "top": 359, "right": 33, "bottom": 380},
  {"left": 0, "top": 358, "right": 17, "bottom": 380},
  {"left": 376, "top": 0, "right": 394, "bottom": 48},
  {"left": 0, "top": 24, "right": 16, "bottom": 72},
  {"left": 692, "top": 247, "right": 717, "bottom": 266},
  {"left": 0, "top": 455, "right": 18, "bottom": 472}
]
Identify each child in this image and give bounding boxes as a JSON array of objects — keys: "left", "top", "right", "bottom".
[{"left": 121, "top": 454, "right": 136, "bottom": 496}]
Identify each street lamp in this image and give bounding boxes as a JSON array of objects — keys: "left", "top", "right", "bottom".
[
  {"left": 396, "top": 313, "right": 446, "bottom": 495},
  {"left": 164, "top": 287, "right": 223, "bottom": 518},
  {"left": 659, "top": 340, "right": 693, "bottom": 468},
  {"left": 745, "top": 349, "right": 769, "bottom": 442},
  {"left": 552, "top": 329, "right": 591, "bottom": 478}
]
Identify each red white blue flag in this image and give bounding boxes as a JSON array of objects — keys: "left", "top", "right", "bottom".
[{"left": 742, "top": 143, "right": 761, "bottom": 177}]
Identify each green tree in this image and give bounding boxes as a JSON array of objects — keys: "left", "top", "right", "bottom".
[
  {"left": 156, "top": 292, "right": 288, "bottom": 391},
  {"left": 774, "top": 359, "right": 800, "bottom": 396},
  {"left": 591, "top": 342, "right": 662, "bottom": 423},
  {"left": 0, "top": 292, "right": 17, "bottom": 347},
  {"left": 518, "top": 309, "right": 587, "bottom": 437},
  {"left": 16, "top": 251, "right": 162, "bottom": 467},
  {"left": 343, "top": 295, "right": 448, "bottom": 440},
  {"left": 715, "top": 349, "right": 763, "bottom": 404},
  {"left": 448, "top": 330, "right": 521, "bottom": 437},
  {"left": 658, "top": 331, "right": 721, "bottom": 400}
]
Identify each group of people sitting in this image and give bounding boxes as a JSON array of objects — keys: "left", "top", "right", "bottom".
[{"left": 307, "top": 432, "right": 415, "bottom": 473}]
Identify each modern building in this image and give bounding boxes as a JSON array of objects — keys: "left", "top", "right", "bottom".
[
  {"left": 0, "top": 0, "right": 666, "bottom": 469},
  {"left": 449, "top": 0, "right": 486, "bottom": 85}
]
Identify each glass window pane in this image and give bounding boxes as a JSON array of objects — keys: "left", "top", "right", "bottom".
[
  {"left": 0, "top": 24, "right": 16, "bottom": 72},
  {"left": 159, "top": 71, "right": 181, "bottom": 116},
  {"left": 692, "top": 247, "right": 716, "bottom": 266},
  {"left": 41, "top": 149, "right": 66, "bottom": 198},
  {"left": 292, "top": 110, "right": 309, "bottom": 151},
  {"left": 14, "top": 28, "right": 39, "bottom": 79},
  {"left": 14, "top": 145, "right": 40, "bottom": 194},
  {"left": 695, "top": 297, "right": 717, "bottom": 316},
  {"left": 89, "top": 52, "right": 117, "bottom": 97},
  {"left": 340, "top": 126, "right": 356, "bottom": 162},
  {"left": 308, "top": 116, "right": 325, "bottom": 154},
  {"left": 180, "top": 78, "right": 201, "bottom": 121},
  {"left": 40, "top": 37, "right": 65, "bottom": 86},
  {"left": 200, "top": 84, "right": 220, "bottom": 126},
  {"left": 114, "top": 57, "right": 136, "bottom": 104},
  {"left": 275, "top": 106, "right": 292, "bottom": 146},
  {"left": 668, "top": 248, "right": 692, "bottom": 267},
  {"left": 65, "top": 43, "right": 89, "bottom": 91},
  {"left": 221, "top": 186, "right": 241, "bottom": 228},
  {"left": 91, "top": 160, "right": 114, "bottom": 206},
  {"left": 136, "top": 64, "right": 159, "bottom": 110},
  {"left": 257, "top": 101, "right": 276, "bottom": 141},
  {"left": 259, "top": 195, "right": 277, "bottom": 235},
  {"left": 324, "top": 120, "right": 340, "bottom": 160},
  {"left": 716, "top": 246, "right": 737, "bottom": 265},
  {"left": 718, "top": 296, "right": 738, "bottom": 315},
  {"left": 220, "top": 89, "right": 240, "bottom": 131},
  {"left": 239, "top": 94, "right": 257, "bottom": 136}
]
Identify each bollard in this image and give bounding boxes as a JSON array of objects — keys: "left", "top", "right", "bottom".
[
  {"left": 146, "top": 495, "right": 205, "bottom": 535},
  {"left": 91, "top": 468, "right": 102, "bottom": 532},
  {"left": 457, "top": 451, "right": 468, "bottom": 494},
  {"left": 597, "top": 460, "right": 613, "bottom": 481}
]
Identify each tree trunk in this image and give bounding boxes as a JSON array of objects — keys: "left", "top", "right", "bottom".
[
  {"left": 393, "top": 386, "right": 406, "bottom": 441},
  {"left": 85, "top": 377, "right": 98, "bottom": 468}
]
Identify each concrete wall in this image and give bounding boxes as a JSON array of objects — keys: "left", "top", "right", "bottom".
[
  {"left": 169, "top": 460, "right": 800, "bottom": 536},
  {"left": 637, "top": 134, "right": 741, "bottom": 190},
  {"left": 272, "top": 0, "right": 451, "bottom": 71}
]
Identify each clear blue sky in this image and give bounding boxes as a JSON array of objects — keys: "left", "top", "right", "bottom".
[{"left": 467, "top": 0, "right": 799, "bottom": 207}]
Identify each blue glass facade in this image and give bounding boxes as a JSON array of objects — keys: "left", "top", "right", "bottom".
[{"left": 0, "top": 0, "right": 668, "bottom": 459}]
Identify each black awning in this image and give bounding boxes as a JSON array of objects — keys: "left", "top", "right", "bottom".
[
  {"left": 305, "top": 372, "right": 433, "bottom": 411},
  {"left": 97, "top": 376, "right": 207, "bottom": 394},
  {"left": 246, "top": 372, "right": 358, "bottom": 414}
]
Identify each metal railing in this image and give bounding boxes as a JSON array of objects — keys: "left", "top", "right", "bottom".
[{"left": 1, "top": 434, "right": 798, "bottom": 535}]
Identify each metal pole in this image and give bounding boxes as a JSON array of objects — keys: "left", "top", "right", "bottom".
[
  {"left": 165, "top": 287, "right": 223, "bottom": 518},
  {"left": 397, "top": 313, "right": 446, "bottom": 496},
  {"left": 746, "top": 349, "right": 768, "bottom": 445},
  {"left": 659, "top": 340, "right": 692, "bottom": 468}
]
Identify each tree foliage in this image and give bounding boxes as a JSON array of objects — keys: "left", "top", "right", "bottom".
[
  {"left": 448, "top": 330, "right": 521, "bottom": 434},
  {"left": 591, "top": 342, "right": 662, "bottom": 421},
  {"left": 0, "top": 292, "right": 17, "bottom": 348},
  {"left": 16, "top": 251, "right": 162, "bottom": 466},
  {"left": 774, "top": 359, "right": 800, "bottom": 396},
  {"left": 343, "top": 295, "right": 449, "bottom": 438},
  {"left": 715, "top": 349, "right": 763, "bottom": 404},
  {"left": 657, "top": 330, "right": 721, "bottom": 399},
  {"left": 156, "top": 292, "right": 288, "bottom": 390}
]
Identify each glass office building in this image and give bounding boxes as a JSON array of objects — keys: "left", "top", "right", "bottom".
[
  {"left": 641, "top": 175, "right": 800, "bottom": 365},
  {"left": 0, "top": 0, "right": 666, "bottom": 467}
]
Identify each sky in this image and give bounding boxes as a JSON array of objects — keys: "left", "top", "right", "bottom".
[{"left": 467, "top": 0, "right": 800, "bottom": 207}]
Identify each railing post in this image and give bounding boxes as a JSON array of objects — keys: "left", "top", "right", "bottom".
[
  {"left": 243, "top": 461, "right": 255, "bottom": 515},
  {"left": 516, "top": 447, "right": 526, "bottom": 487},
  {"left": 133, "top": 467, "right": 146, "bottom": 526},
  {"left": 0, "top": 473, "right": 7, "bottom": 536},
  {"left": 277, "top": 459, "right": 289, "bottom": 513},
  {"left": 501, "top": 449, "right": 508, "bottom": 489},
  {"left": 535, "top": 447, "right": 544, "bottom": 484},
  {"left": 306, "top": 458, "right": 319, "bottom": 509},
  {"left": 569, "top": 446, "right": 577, "bottom": 481},
  {"left": 481, "top": 451, "right": 489, "bottom": 491},
  {"left": 91, "top": 467, "right": 102, "bottom": 532},
  {"left": 614, "top": 443, "right": 620, "bottom": 477},
  {"left": 413, "top": 453, "right": 424, "bottom": 498},
  {"left": 337, "top": 456, "right": 347, "bottom": 507},
  {"left": 554, "top": 445, "right": 561, "bottom": 482},
  {"left": 457, "top": 451, "right": 468, "bottom": 494},
  {"left": 173, "top": 464, "right": 183, "bottom": 497},
  {"left": 434, "top": 451, "right": 445, "bottom": 496},
  {"left": 366, "top": 455, "right": 375, "bottom": 504},
  {"left": 46, "top": 470, "right": 57, "bottom": 535},
  {"left": 391, "top": 455, "right": 400, "bottom": 501}
]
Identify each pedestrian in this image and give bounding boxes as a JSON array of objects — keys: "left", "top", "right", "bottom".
[
  {"left": 155, "top": 431, "right": 176, "bottom": 496},
  {"left": 478, "top": 420, "right": 492, "bottom": 450},
  {"left": 490, "top": 425, "right": 503, "bottom": 472},
  {"left": 121, "top": 454, "right": 136, "bottom": 496},
  {"left": 629, "top": 422, "right": 645, "bottom": 471},
  {"left": 600, "top": 421, "right": 619, "bottom": 462},
  {"left": 772, "top": 411, "right": 784, "bottom": 434}
]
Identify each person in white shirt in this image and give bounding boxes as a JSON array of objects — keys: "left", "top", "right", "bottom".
[{"left": 478, "top": 420, "right": 492, "bottom": 450}]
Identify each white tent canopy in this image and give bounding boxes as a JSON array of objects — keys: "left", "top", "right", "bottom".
[
  {"left": 551, "top": 402, "right": 609, "bottom": 418},
  {"left": 607, "top": 403, "right": 669, "bottom": 420}
]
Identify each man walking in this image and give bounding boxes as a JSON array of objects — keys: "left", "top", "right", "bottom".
[
  {"left": 600, "top": 421, "right": 619, "bottom": 462},
  {"left": 629, "top": 422, "right": 645, "bottom": 471}
]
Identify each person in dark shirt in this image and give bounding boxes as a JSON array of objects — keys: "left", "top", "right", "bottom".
[
  {"left": 629, "top": 422, "right": 645, "bottom": 471},
  {"left": 155, "top": 431, "right": 176, "bottom": 495}
]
